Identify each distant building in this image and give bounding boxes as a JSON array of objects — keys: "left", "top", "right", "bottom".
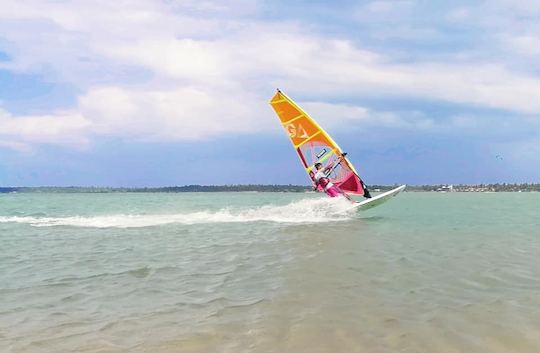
[{"left": 437, "top": 185, "right": 454, "bottom": 192}]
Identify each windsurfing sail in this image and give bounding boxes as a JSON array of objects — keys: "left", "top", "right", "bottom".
[{"left": 269, "top": 89, "right": 368, "bottom": 196}]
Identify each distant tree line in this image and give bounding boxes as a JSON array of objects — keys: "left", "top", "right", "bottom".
[
  {"left": 404, "top": 183, "right": 540, "bottom": 192},
  {"left": 0, "top": 184, "right": 311, "bottom": 193},
  {"left": 1, "top": 183, "right": 539, "bottom": 193}
]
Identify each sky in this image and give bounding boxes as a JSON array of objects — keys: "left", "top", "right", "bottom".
[{"left": 1, "top": 0, "right": 540, "bottom": 186}]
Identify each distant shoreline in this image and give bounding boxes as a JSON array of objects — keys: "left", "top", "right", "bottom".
[{"left": 1, "top": 184, "right": 539, "bottom": 193}]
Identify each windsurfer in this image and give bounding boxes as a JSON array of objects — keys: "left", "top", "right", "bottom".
[{"left": 313, "top": 161, "right": 354, "bottom": 202}]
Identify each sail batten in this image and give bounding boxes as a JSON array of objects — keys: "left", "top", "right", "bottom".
[
  {"left": 294, "top": 131, "right": 321, "bottom": 148},
  {"left": 306, "top": 148, "right": 336, "bottom": 171},
  {"left": 283, "top": 113, "right": 305, "bottom": 125},
  {"left": 269, "top": 90, "right": 367, "bottom": 195}
]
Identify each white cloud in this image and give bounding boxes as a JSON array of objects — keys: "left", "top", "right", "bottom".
[
  {"left": 0, "top": 84, "right": 273, "bottom": 151},
  {"left": 0, "top": 109, "right": 90, "bottom": 148},
  {"left": 1, "top": 0, "right": 540, "bottom": 151},
  {"left": 298, "top": 101, "right": 435, "bottom": 132},
  {"left": 102, "top": 38, "right": 228, "bottom": 81},
  {"left": 500, "top": 35, "right": 540, "bottom": 57},
  {"left": 300, "top": 102, "right": 369, "bottom": 123},
  {"left": 78, "top": 86, "right": 271, "bottom": 141}
]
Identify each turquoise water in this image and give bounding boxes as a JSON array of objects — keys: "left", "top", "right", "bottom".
[{"left": 1, "top": 192, "right": 539, "bottom": 353}]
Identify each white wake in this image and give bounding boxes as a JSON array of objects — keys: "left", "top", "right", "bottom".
[{"left": 0, "top": 197, "right": 356, "bottom": 228}]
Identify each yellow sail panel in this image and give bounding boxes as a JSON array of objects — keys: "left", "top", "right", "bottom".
[
  {"left": 269, "top": 90, "right": 367, "bottom": 195},
  {"left": 286, "top": 116, "right": 320, "bottom": 147},
  {"left": 269, "top": 90, "right": 344, "bottom": 162},
  {"left": 269, "top": 92, "right": 301, "bottom": 124},
  {"left": 270, "top": 91, "right": 337, "bottom": 149}
]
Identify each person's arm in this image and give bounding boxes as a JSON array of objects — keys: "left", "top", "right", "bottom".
[
  {"left": 323, "top": 163, "right": 334, "bottom": 173},
  {"left": 329, "top": 154, "right": 347, "bottom": 170},
  {"left": 320, "top": 154, "right": 346, "bottom": 175}
]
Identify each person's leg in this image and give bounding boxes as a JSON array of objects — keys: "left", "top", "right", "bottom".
[{"left": 326, "top": 186, "right": 340, "bottom": 197}]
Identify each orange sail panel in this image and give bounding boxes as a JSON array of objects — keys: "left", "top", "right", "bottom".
[{"left": 269, "top": 90, "right": 366, "bottom": 195}]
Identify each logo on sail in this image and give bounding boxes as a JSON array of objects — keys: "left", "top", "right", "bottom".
[{"left": 286, "top": 123, "right": 309, "bottom": 139}]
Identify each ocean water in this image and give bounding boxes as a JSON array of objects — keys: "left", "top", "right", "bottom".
[{"left": 1, "top": 191, "right": 539, "bottom": 353}]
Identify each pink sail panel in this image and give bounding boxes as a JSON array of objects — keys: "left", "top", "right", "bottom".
[{"left": 299, "top": 138, "right": 365, "bottom": 195}]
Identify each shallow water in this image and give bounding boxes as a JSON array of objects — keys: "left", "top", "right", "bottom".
[{"left": 1, "top": 192, "right": 539, "bottom": 353}]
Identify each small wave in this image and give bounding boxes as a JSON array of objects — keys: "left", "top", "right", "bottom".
[{"left": 0, "top": 197, "right": 355, "bottom": 228}]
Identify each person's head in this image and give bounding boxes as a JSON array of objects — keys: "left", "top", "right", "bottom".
[{"left": 315, "top": 162, "right": 322, "bottom": 170}]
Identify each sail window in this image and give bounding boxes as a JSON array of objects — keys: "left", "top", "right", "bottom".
[{"left": 316, "top": 149, "right": 327, "bottom": 159}]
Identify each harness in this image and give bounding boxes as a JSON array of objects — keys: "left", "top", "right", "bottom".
[{"left": 317, "top": 176, "right": 330, "bottom": 189}]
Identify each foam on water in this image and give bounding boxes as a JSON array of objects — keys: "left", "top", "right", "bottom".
[{"left": 0, "top": 197, "right": 355, "bottom": 228}]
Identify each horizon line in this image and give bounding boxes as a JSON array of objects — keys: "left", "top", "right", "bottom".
[{"left": 2, "top": 183, "right": 539, "bottom": 189}]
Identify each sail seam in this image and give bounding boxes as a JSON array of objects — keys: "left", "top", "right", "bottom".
[
  {"left": 294, "top": 131, "right": 321, "bottom": 148},
  {"left": 282, "top": 113, "right": 304, "bottom": 125}
]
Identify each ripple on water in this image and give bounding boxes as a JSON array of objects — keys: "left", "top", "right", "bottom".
[
  {"left": 3, "top": 192, "right": 540, "bottom": 353},
  {"left": 127, "top": 266, "right": 151, "bottom": 279}
]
